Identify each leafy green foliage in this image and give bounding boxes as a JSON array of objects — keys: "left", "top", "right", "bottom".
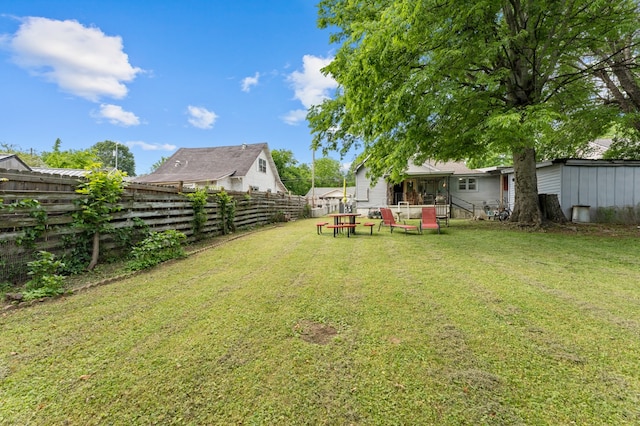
[
  {"left": 0, "top": 199, "right": 48, "bottom": 249},
  {"left": 603, "top": 135, "right": 640, "bottom": 159},
  {"left": 108, "top": 217, "right": 149, "bottom": 251},
  {"left": 311, "top": 0, "right": 638, "bottom": 222},
  {"left": 216, "top": 190, "right": 236, "bottom": 235},
  {"left": 60, "top": 231, "right": 93, "bottom": 275},
  {"left": 185, "top": 188, "right": 209, "bottom": 239},
  {"left": 73, "top": 164, "right": 125, "bottom": 233},
  {"left": 271, "top": 149, "right": 312, "bottom": 195},
  {"left": 23, "top": 251, "right": 65, "bottom": 300},
  {"left": 41, "top": 138, "right": 97, "bottom": 169},
  {"left": 313, "top": 157, "right": 353, "bottom": 187},
  {"left": 73, "top": 164, "right": 126, "bottom": 270},
  {"left": 149, "top": 156, "right": 169, "bottom": 173},
  {"left": 127, "top": 230, "right": 186, "bottom": 271},
  {"left": 91, "top": 140, "right": 136, "bottom": 176},
  {"left": 272, "top": 150, "right": 353, "bottom": 195},
  {"left": 0, "top": 142, "right": 46, "bottom": 167}
]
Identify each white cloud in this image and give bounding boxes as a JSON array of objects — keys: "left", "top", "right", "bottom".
[
  {"left": 93, "top": 104, "right": 140, "bottom": 126},
  {"left": 241, "top": 72, "right": 260, "bottom": 92},
  {"left": 281, "top": 109, "right": 308, "bottom": 126},
  {"left": 187, "top": 105, "right": 218, "bottom": 129},
  {"left": 284, "top": 55, "right": 337, "bottom": 125},
  {"left": 7, "top": 17, "right": 142, "bottom": 101},
  {"left": 126, "top": 141, "right": 177, "bottom": 151}
]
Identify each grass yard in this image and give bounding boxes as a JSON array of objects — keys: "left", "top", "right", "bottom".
[{"left": 1, "top": 219, "right": 639, "bottom": 425}]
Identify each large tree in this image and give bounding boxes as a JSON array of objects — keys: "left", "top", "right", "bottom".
[
  {"left": 310, "top": 0, "right": 638, "bottom": 224},
  {"left": 314, "top": 156, "right": 353, "bottom": 187},
  {"left": 590, "top": 23, "right": 640, "bottom": 159},
  {"left": 92, "top": 140, "right": 136, "bottom": 176},
  {"left": 271, "top": 149, "right": 312, "bottom": 195}
]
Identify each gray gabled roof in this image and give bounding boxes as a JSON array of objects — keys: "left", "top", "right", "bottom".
[
  {"left": 355, "top": 156, "right": 486, "bottom": 177},
  {"left": 405, "top": 159, "right": 482, "bottom": 176},
  {"left": 134, "top": 143, "right": 276, "bottom": 184}
]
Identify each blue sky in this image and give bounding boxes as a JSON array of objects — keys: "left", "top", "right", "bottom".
[{"left": 0, "top": 0, "right": 351, "bottom": 175}]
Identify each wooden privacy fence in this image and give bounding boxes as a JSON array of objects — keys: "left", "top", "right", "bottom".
[{"left": 0, "top": 169, "right": 306, "bottom": 284}]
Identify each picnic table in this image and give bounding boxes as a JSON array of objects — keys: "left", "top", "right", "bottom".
[{"left": 327, "top": 213, "right": 361, "bottom": 237}]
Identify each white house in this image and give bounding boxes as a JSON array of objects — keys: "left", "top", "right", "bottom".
[{"left": 134, "top": 143, "right": 287, "bottom": 193}]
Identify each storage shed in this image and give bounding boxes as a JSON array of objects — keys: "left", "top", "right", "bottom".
[{"left": 506, "top": 159, "right": 640, "bottom": 222}]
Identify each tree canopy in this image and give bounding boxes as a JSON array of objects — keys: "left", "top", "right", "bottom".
[
  {"left": 0, "top": 143, "right": 46, "bottom": 167},
  {"left": 310, "top": 0, "right": 639, "bottom": 224},
  {"left": 41, "top": 139, "right": 96, "bottom": 169},
  {"left": 271, "top": 149, "right": 312, "bottom": 195},
  {"left": 91, "top": 140, "right": 136, "bottom": 176},
  {"left": 271, "top": 149, "right": 353, "bottom": 195},
  {"left": 592, "top": 23, "right": 640, "bottom": 158}
]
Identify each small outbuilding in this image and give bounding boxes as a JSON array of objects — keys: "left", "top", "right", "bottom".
[
  {"left": 504, "top": 158, "right": 640, "bottom": 223},
  {"left": 0, "top": 154, "right": 31, "bottom": 172}
]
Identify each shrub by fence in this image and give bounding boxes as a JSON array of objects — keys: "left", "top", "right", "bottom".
[{"left": 1, "top": 169, "right": 306, "bottom": 285}]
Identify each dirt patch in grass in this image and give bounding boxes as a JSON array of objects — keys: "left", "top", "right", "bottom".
[{"left": 294, "top": 320, "right": 338, "bottom": 345}]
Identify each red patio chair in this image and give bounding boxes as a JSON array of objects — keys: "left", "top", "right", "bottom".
[
  {"left": 420, "top": 207, "right": 440, "bottom": 234},
  {"left": 379, "top": 207, "right": 419, "bottom": 234}
]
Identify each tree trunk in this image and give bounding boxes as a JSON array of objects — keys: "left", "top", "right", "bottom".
[
  {"left": 88, "top": 231, "right": 100, "bottom": 270},
  {"left": 539, "top": 193, "right": 567, "bottom": 223},
  {"left": 509, "top": 147, "right": 542, "bottom": 225}
]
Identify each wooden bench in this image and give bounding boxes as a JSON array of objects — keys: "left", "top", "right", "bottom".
[
  {"left": 363, "top": 222, "right": 375, "bottom": 235},
  {"left": 326, "top": 223, "right": 357, "bottom": 237},
  {"left": 316, "top": 222, "right": 329, "bottom": 234}
]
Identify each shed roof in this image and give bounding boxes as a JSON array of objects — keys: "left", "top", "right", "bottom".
[
  {"left": 31, "top": 167, "right": 89, "bottom": 177},
  {"left": 0, "top": 153, "right": 32, "bottom": 171}
]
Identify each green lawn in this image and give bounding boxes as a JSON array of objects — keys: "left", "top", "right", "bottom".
[{"left": 1, "top": 219, "right": 639, "bottom": 425}]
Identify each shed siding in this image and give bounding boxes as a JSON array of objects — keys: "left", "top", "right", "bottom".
[
  {"left": 0, "top": 158, "right": 30, "bottom": 171},
  {"left": 561, "top": 165, "right": 640, "bottom": 218},
  {"left": 537, "top": 165, "right": 562, "bottom": 196}
]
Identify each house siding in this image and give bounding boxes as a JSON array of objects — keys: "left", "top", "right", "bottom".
[
  {"left": 355, "top": 168, "right": 387, "bottom": 209},
  {"left": 244, "top": 152, "right": 281, "bottom": 193},
  {"left": 449, "top": 175, "right": 501, "bottom": 209}
]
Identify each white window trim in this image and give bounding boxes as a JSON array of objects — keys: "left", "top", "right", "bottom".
[
  {"left": 458, "top": 177, "right": 478, "bottom": 192},
  {"left": 258, "top": 158, "right": 267, "bottom": 173}
]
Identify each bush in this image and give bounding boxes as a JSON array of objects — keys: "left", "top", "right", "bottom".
[
  {"left": 127, "top": 230, "right": 187, "bottom": 271},
  {"left": 23, "top": 251, "right": 65, "bottom": 301}
]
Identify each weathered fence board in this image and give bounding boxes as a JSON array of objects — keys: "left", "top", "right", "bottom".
[{"left": 1, "top": 169, "right": 307, "bottom": 284}]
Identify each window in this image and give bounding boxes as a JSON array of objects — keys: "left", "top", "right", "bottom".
[
  {"left": 458, "top": 177, "right": 477, "bottom": 191},
  {"left": 258, "top": 158, "right": 267, "bottom": 173}
]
